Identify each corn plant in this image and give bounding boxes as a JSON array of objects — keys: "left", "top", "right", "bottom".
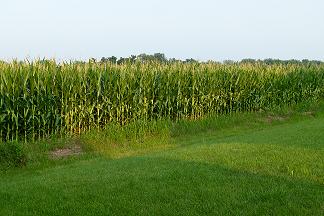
[{"left": 0, "top": 60, "right": 323, "bottom": 142}]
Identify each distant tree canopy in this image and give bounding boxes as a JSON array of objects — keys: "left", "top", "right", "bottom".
[
  {"left": 0, "top": 55, "right": 322, "bottom": 66},
  {"left": 101, "top": 56, "right": 117, "bottom": 64},
  {"left": 185, "top": 58, "right": 199, "bottom": 63},
  {"left": 240, "top": 58, "right": 323, "bottom": 65},
  {"left": 97, "top": 54, "right": 323, "bottom": 65},
  {"left": 99, "top": 53, "right": 167, "bottom": 64},
  {"left": 137, "top": 53, "right": 167, "bottom": 63}
]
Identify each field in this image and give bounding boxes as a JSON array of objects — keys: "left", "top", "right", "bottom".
[
  {"left": 1, "top": 61, "right": 324, "bottom": 215},
  {"left": 1, "top": 61, "right": 324, "bottom": 142},
  {"left": 0, "top": 104, "right": 324, "bottom": 215}
]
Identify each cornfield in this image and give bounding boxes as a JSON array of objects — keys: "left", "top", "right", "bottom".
[{"left": 1, "top": 60, "right": 324, "bottom": 142}]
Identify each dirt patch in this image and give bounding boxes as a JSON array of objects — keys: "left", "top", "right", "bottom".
[
  {"left": 302, "top": 111, "right": 315, "bottom": 117},
  {"left": 50, "top": 145, "right": 83, "bottom": 159},
  {"left": 265, "top": 115, "right": 289, "bottom": 124}
]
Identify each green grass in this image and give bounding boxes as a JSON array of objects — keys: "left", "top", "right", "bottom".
[{"left": 0, "top": 106, "right": 324, "bottom": 215}]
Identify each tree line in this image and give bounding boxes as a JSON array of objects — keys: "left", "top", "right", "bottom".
[{"left": 96, "top": 53, "right": 323, "bottom": 65}]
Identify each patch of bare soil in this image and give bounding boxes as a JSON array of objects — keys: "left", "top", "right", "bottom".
[
  {"left": 50, "top": 145, "right": 83, "bottom": 159},
  {"left": 302, "top": 111, "right": 315, "bottom": 117},
  {"left": 265, "top": 115, "right": 289, "bottom": 124}
]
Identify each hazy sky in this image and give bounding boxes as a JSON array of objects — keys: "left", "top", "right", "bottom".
[{"left": 1, "top": 0, "right": 323, "bottom": 61}]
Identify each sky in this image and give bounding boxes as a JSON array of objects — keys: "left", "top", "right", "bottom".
[{"left": 1, "top": 0, "right": 324, "bottom": 61}]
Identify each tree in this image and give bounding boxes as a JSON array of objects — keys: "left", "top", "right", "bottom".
[
  {"left": 153, "top": 53, "right": 167, "bottom": 62},
  {"left": 240, "top": 59, "right": 257, "bottom": 64},
  {"left": 89, "top": 58, "right": 96, "bottom": 63},
  {"left": 185, "top": 58, "right": 198, "bottom": 63},
  {"left": 223, "top": 60, "right": 235, "bottom": 65},
  {"left": 101, "top": 56, "right": 117, "bottom": 64},
  {"left": 117, "top": 57, "right": 126, "bottom": 65},
  {"left": 108, "top": 56, "right": 117, "bottom": 64},
  {"left": 137, "top": 53, "right": 167, "bottom": 63}
]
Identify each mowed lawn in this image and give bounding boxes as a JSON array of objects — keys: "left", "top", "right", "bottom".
[{"left": 1, "top": 115, "right": 323, "bottom": 215}]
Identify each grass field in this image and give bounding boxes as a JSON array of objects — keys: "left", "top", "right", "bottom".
[{"left": 1, "top": 104, "right": 323, "bottom": 215}]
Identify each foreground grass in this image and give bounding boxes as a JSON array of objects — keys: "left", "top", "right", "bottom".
[{"left": 0, "top": 107, "right": 324, "bottom": 215}]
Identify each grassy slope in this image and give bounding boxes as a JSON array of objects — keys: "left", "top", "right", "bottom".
[{"left": 0, "top": 111, "right": 324, "bottom": 215}]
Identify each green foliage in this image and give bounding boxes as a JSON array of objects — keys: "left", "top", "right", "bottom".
[
  {"left": 136, "top": 53, "right": 167, "bottom": 63},
  {"left": 0, "top": 141, "right": 26, "bottom": 167},
  {"left": 0, "top": 60, "right": 324, "bottom": 142},
  {"left": 1, "top": 112, "right": 323, "bottom": 215},
  {"left": 82, "top": 119, "right": 171, "bottom": 158}
]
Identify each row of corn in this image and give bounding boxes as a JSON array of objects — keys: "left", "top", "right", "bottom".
[{"left": 1, "top": 60, "right": 324, "bottom": 142}]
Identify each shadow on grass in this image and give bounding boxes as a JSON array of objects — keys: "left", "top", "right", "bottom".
[
  {"left": 0, "top": 156, "right": 323, "bottom": 216},
  {"left": 159, "top": 117, "right": 324, "bottom": 185},
  {"left": 173, "top": 113, "right": 324, "bottom": 149}
]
